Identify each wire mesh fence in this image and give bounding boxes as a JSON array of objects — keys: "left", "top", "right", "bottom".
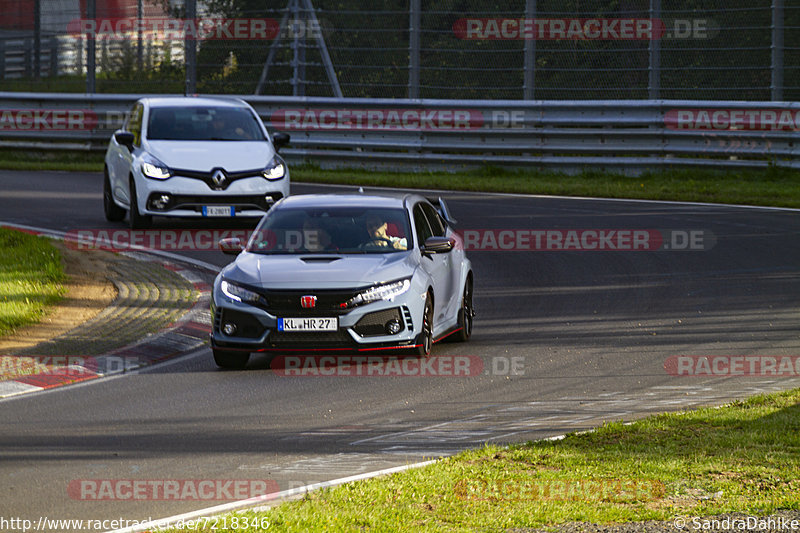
[{"left": 0, "top": 0, "right": 796, "bottom": 100}]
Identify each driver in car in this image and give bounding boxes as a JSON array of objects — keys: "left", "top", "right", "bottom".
[{"left": 365, "top": 215, "right": 407, "bottom": 250}]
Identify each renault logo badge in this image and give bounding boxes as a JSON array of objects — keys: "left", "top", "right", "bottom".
[{"left": 211, "top": 169, "right": 226, "bottom": 187}]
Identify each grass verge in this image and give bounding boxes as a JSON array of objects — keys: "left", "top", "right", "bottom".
[
  {"left": 0, "top": 228, "right": 66, "bottom": 338},
  {"left": 2, "top": 150, "right": 800, "bottom": 207},
  {"left": 167, "top": 389, "right": 800, "bottom": 532}
]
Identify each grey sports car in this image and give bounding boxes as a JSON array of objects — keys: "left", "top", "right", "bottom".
[{"left": 210, "top": 192, "right": 474, "bottom": 368}]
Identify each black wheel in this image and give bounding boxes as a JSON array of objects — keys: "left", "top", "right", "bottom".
[
  {"left": 128, "top": 178, "right": 152, "bottom": 230},
  {"left": 103, "top": 168, "right": 126, "bottom": 222},
  {"left": 451, "top": 276, "right": 474, "bottom": 343},
  {"left": 412, "top": 292, "right": 434, "bottom": 357},
  {"left": 213, "top": 349, "right": 250, "bottom": 369}
]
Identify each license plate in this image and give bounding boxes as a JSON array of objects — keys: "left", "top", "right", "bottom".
[
  {"left": 278, "top": 317, "right": 338, "bottom": 332},
  {"left": 203, "top": 206, "right": 234, "bottom": 217}
]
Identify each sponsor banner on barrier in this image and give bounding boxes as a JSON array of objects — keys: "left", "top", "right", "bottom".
[{"left": 665, "top": 356, "right": 800, "bottom": 377}]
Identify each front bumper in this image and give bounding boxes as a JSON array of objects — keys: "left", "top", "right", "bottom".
[
  {"left": 135, "top": 173, "right": 289, "bottom": 218},
  {"left": 210, "top": 288, "right": 426, "bottom": 353}
]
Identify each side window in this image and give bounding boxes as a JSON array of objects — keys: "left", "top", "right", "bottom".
[
  {"left": 421, "top": 203, "right": 446, "bottom": 237},
  {"left": 127, "top": 103, "right": 143, "bottom": 147},
  {"left": 413, "top": 204, "right": 433, "bottom": 246}
]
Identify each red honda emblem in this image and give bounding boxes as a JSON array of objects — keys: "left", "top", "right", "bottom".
[{"left": 300, "top": 295, "right": 317, "bottom": 309}]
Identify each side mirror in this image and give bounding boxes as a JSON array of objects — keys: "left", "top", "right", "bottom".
[
  {"left": 114, "top": 131, "right": 135, "bottom": 150},
  {"left": 272, "top": 131, "right": 290, "bottom": 152},
  {"left": 219, "top": 237, "right": 244, "bottom": 255},
  {"left": 422, "top": 236, "right": 454, "bottom": 254}
]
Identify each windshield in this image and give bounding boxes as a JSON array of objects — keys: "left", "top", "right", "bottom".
[
  {"left": 247, "top": 207, "right": 412, "bottom": 255},
  {"left": 146, "top": 106, "right": 265, "bottom": 141}
]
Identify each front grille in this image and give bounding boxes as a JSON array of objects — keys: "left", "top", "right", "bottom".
[
  {"left": 172, "top": 168, "right": 265, "bottom": 191},
  {"left": 255, "top": 289, "right": 364, "bottom": 316},
  {"left": 152, "top": 193, "right": 282, "bottom": 213},
  {"left": 354, "top": 308, "right": 403, "bottom": 337},
  {"left": 269, "top": 330, "right": 352, "bottom": 344}
]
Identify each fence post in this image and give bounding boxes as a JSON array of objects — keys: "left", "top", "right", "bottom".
[
  {"left": 0, "top": 41, "right": 5, "bottom": 81},
  {"left": 86, "top": 0, "right": 96, "bottom": 93},
  {"left": 34, "top": 0, "right": 41, "bottom": 79},
  {"left": 771, "top": 0, "right": 784, "bottom": 101},
  {"left": 648, "top": 0, "right": 661, "bottom": 99},
  {"left": 523, "top": 0, "right": 536, "bottom": 99},
  {"left": 408, "top": 0, "right": 421, "bottom": 99},
  {"left": 184, "top": 0, "right": 197, "bottom": 94},
  {"left": 49, "top": 38, "right": 58, "bottom": 77}
]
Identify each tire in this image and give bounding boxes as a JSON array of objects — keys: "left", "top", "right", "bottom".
[
  {"left": 412, "top": 292, "right": 434, "bottom": 357},
  {"left": 213, "top": 349, "right": 250, "bottom": 369},
  {"left": 128, "top": 177, "right": 152, "bottom": 230},
  {"left": 103, "top": 168, "right": 126, "bottom": 222},
  {"left": 451, "top": 276, "right": 474, "bottom": 343}
]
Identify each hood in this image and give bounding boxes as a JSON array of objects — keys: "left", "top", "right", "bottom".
[
  {"left": 222, "top": 252, "right": 417, "bottom": 290},
  {"left": 145, "top": 141, "right": 274, "bottom": 172}
]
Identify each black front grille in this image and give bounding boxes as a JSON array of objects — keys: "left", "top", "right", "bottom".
[
  {"left": 172, "top": 168, "right": 265, "bottom": 191},
  {"left": 255, "top": 289, "right": 364, "bottom": 316},
  {"left": 151, "top": 193, "right": 282, "bottom": 213},
  {"left": 269, "top": 330, "right": 352, "bottom": 344}
]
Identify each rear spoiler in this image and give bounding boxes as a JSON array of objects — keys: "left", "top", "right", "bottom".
[{"left": 428, "top": 196, "right": 457, "bottom": 226}]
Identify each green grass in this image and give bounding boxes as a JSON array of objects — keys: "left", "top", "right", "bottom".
[
  {"left": 2, "top": 149, "right": 800, "bottom": 207},
  {"left": 168, "top": 389, "right": 800, "bottom": 532},
  {"left": 0, "top": 228, "right": 66, "bottom": 338}
]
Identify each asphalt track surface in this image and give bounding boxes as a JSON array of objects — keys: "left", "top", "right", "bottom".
[{"left": 1, "top": 169, "right": 799, "bottom": 529}]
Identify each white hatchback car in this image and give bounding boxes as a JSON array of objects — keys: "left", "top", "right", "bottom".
[{"left": 104, "top": 97, "right": 290, "bottom": 229}]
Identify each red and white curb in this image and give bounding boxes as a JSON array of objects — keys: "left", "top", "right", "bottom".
[{"left": 0, "top": 222, "right": 215, "bottom": 400}]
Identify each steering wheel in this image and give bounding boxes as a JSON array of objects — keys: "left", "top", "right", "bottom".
[{"left": 358, "top": 237, "right": 394, "bottom": 251}]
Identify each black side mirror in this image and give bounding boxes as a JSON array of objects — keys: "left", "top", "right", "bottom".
[
  {"left": 219, "top": 237, "right": 245, "bottom": 255},
  {"left": 272, "top": 131, "right": 290, "bottom": 152},
  {"left": 423, "top": 236, "right": 454, "bottom": 254},
  {"left": 115, "top": 131, "right": 135, "bottom": 150}
]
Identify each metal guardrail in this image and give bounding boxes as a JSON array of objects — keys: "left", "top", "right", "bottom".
[{"left": 1, "top": 92, "right": 798, "bottom": 174}]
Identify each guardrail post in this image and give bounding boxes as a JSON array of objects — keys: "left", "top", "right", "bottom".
[
  {"left": 0, "top": 41, "right": 5, "bottom": 80},
  {"left": 648, "top": 0, "right": 661, "bottom": 99},
  {"left": 185, "top": 0, "right": 197, "bottom": 95},
  {"left": 408, "top": 0, "right": 421, "bottom": 99},
  {"left": 137, "top": 0, "right": 143, "bottom": 72},
  {"left": 771, "top": 0, "right": 784, "bottom": 101},
  {"left": 24, "top": 39, "right": 32, "bottom": 78},
  {"left": 34, "top": 0, "right": 41, "bottom": 79},
  {"left": 523, "top": 0, "right": 536, "bottom": 99},
  {"left": 86, "top": 0, "right": 96, "bottom": 93}
]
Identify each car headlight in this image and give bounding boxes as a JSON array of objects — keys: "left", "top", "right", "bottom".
[
  {"left": 345, "top": 279, "right": 411, "bottom": 308},
  {"left": 262, "top": 155, "right": 286, "bottom": 181},
  {"left": 220, "top": 280, "right": 266, "bottom": 306},
  {"left": 141, "top": 153, "right": 171, "bottom": 180}
]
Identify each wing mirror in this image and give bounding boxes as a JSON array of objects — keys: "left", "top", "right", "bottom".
[
  {"left": 114, "top": 131, "right": 135, "bottom": 150},
  {"left": 219, "top": 237, "right": 245, "bottom": 255},
  {"left": 422, "top": 236, "right": 454, "bottom": 254},
  {"left": 272, "top": 131, "right": 290, "bottom": 152}
]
